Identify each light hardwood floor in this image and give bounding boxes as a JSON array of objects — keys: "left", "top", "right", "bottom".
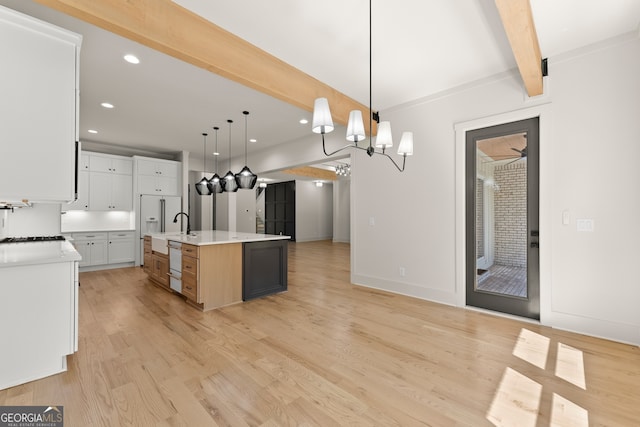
[{"left": 1, "top": 241, "right": 638, "bottom": 426}]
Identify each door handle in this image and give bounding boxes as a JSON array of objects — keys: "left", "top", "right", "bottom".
[{"left": 530, "top": 242, "right": 539, "bottom": 248}]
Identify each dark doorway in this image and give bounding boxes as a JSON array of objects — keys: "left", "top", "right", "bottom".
[
  {"left": 264, "top": 181, "right": 296, "bottom": 241},
  {"left": 465, "top": 117, "right": 539, "bottom": 320}
]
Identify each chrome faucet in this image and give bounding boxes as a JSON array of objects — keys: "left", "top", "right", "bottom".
[{"left": 173, "top": 212, "right": 191, "bottom": 235}]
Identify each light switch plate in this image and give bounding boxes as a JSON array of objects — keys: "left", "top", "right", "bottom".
[{"left": 576, "top": 219, "right": 594, "bottom": 232}]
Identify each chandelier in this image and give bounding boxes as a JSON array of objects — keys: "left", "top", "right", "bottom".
[
  {"left": 311, "top": 0, "right": 413, "bottom": 172},
  {"left": 335, "top": 164, "right": 351, "bottom": 177}
]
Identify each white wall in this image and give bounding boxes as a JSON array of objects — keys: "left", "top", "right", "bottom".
[
  {"left": 214, "top": 33, "right": 640, "bottom": 345},
  {"left": 352, "top": 33, "right": 640, "bottom": 345},
  {"left": 333, "top": 178, "right": 351, "bottom": 243},
  {"left": 295, "top": 180, "right": 333, "bottom": 242},
  {"left": 236, "top": 189, "right": 256, "bottom": 233}
]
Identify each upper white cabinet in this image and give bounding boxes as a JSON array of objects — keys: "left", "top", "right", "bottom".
[
  {"left": 87, "top": 153, "right": 133, "bottom": 211},
  {"left": 0, "top": 6, "right": 81, "bottom": 204},
  {"left": 134, "top": 157, "right": 181, "bottom": 196}
]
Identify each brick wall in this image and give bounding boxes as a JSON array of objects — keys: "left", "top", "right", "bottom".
[
  {"left": 476, "top": 178, "right": 484, "bottom": 258},
  {"left": 494, "top": 162, "right": 527, "bottom": 267}
]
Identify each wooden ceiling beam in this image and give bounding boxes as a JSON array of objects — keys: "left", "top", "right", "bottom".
[
  {"left": 281, "top": 166, "right": 337, "bottom": 181},
  {"left": 33, "top": 0, "right": 367, "bottom": 127},
  {"left": 495, "top": 0, "right": 544, "bottom": 97}
]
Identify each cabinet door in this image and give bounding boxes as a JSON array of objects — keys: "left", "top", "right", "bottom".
[
  {"left": 136, "top": 159, "right": 158, "bottom": 176},
  {"left": 111, "top": 157, "right": 132, "bottom": 175},
  {"left": 0, "top": 9, "right": 79, "bottom": 202},
  {"left": 156, "top": 161, "right": 179, "bottom": 178},
  {"left": 90, "top": 240, "right": 108, "bottom": 265},
  {"left": 157, "top": 175, "right": 179, "bottom": 195},
  {"left": 65, "top": 170, "right": 89, "bottom": 210},
  {"left": 89, "top": 155, "right": 113, "bottom": 173},
  {"left": 111, "top": 174, "right": 133, "bottom": 210},
  {"left": 74, "top": 241, "right": 92, "bottom": 267},
  {"left": 88, "top": 172, "right": 112, "bottom": 210},
  {"left": 79, "top": 154, "right": 90, "bottom": 171},
  {"left": 108, "top": 238, "right": 134, "bottom": 263},
  {"left": 137, "top": 174, "right": 159, "bottom": 194}
]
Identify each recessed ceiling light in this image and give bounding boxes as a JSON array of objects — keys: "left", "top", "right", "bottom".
[
  {"left": 123, "top": 54, "right": 140, "bottom": 64},
  {"left": 88, "top": 129, "right": 98, "bottom": 134},
  {"left": 213, "top": 151, "right": 220, "bottom": 156},
  {"left": 249, "top": 138, "right": 257, "bottom": 143},
  {"left": 299, "top": 118, "right": 309, "bottom": 124},
  {"left": 101, "top": 102, "right": 114, "bottom": 109}
]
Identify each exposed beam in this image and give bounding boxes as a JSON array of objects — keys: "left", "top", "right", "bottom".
[
  {"left": 495, "top": 0, "right": 544, "bottom": 97},
  {"left": 281, "top": 166, "right": 337, "bottom": 181},
  {"left": 33, "top": 0, "right": 368, "bottom": 128}
]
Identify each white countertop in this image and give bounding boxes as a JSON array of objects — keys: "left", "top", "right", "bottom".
[
  {"left": 0, "top": 240, "right": 82, "bottom": 267},
  {"left": 148, "top": 230, "right": 291, "bottom": 248}
]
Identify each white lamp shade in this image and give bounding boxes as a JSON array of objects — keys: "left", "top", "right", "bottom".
[
  {"left": 346, "top": 110, "right": 365, "bottom": 142},
  {"left": 312, "top": 98, "right": 334, "bottom": 134},
  {"left": 397, "top": 131, "right": 414, "bottom": 156},
  {"left": 375, "top": 121, "right": 393, "bottom": 149}
]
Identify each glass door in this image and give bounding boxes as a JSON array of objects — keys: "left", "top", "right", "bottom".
[{"left": 465, "top": 118, "right": 539, "bottom": 320}]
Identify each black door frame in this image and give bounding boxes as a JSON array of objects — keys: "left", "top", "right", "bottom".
[{"left": 465, "top": 117, "right": 540, "bottom": 320}]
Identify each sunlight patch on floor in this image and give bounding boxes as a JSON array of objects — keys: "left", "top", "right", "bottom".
[
  {"left": 555, "top": 343, "right": 587, "bottom": 390},
  {"left": 551, "top": 393, "right": 589, "bottom": 426},
  {"left": 512, "top": 328, "right": 550, "bottom": 369},
  {"left": 486, "top": 367, "right": 542, "bottom": 427}
]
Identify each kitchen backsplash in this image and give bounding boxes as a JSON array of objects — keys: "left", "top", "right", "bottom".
[
  {"left": 61, "top": 210, "right": 135, "bottom": 232},
  {"left": 0, "top": 204, "right": 62, "bottom": 238}
]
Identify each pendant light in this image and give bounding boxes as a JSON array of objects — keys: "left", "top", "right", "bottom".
[
  {"left": 311, "top": 0, "right": 413, "bottom": 172},
  {"left": 195, "top": 132, "right": 212, "bottom": 195},
  {"left": 235, "top": 110, "right": 258, "bottom": 189},
  {"left": 221, "top": 119, "right": 238, "bottom": 192},
  {"left": 206, "top": 126, "right": 223, "bottom": 194}
]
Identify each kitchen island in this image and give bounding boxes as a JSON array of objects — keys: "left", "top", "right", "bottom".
[{"left": 144, "top": 231, "right": 289, "bottom": 311}]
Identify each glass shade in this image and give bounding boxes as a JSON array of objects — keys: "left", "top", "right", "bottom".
[
  {"left": 221, "top": 170, "right": 238, "bottom": 192},
  {"left": 397, "top": 131, "right": 414, "bottom": 156},
  {"left": 235, "top": 165, "right": 258, "bottom": 189},
  {"left": 195, "top": 176, "right": 212, "bottom": 195},
  {"left": 375, "top": 121, "right": 393, "bottom": 149},
  {"left": 207, "top": 173, "right": 223, "bottom": 193},
  {"left": 346, "top": 110, "right": 365, "bottom": 142},
  {"left": 312, "top": 98, "right": 334, "bottom": 134}
]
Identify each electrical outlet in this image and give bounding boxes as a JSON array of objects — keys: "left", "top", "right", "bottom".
[
  {"left": 369, "top": 217, "right": 375, "bottom": 226},
  {"left": 399, "top": 267, "right": 406, "bottom": 277}
]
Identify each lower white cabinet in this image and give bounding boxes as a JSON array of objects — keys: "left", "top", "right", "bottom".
[
  {"left": 72, "top": 232, "right": 108, "bottom": 267},
  {"left": 107, "top": 231, "right": 135, "bottom": 264},
  {"left": 70, "top": 231, "right": 135, "bottom": 268}
]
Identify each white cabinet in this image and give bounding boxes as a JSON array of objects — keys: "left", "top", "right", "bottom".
[
  {"left": 0, "top": 6, "right": 81, "bottom": 204},
  {"left": 71, "top": 232, "right": 108, "bottom": 267},
  {"left": 107, "top": 231, "right": 135, "bottom": 263},
  {"left": 134, "top": 157, "right": 181, "bottom": 196},
  {"left": 89, "top": 172, "right": 133, "bottom": 210},
  {"left": 90, "top": 154, "right": 132, "bottom": 174},
  {"left": 0, "top": 261, "right": 77, "bottom": 390}
]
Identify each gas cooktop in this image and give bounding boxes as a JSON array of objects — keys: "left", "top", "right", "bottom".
[{"left": 0, "top": 235, "right": 66, "bottom": 244}]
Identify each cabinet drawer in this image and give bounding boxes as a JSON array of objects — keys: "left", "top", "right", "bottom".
[
  {"left": 108, "top": 231, "right": 135, "bottom": 240},
  {"left": 72, "top": 232, "right": 108, "bottom": 241},
  {"left": 182, "top": 256, "right": 198, "bottom": 275},
  {"left": 182, "top": 273, "right": 198, "bottom": 301},
  {"left": 182, "top": 244, "right": 199, "bottom": 258}
]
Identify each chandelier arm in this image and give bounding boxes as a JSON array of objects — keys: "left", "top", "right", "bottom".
[{"left": 322, "top": 133, "right": 362, "bottom": 157}]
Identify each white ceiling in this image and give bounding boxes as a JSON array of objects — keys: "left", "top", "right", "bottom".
[{"left": 2, "top": 0, "right": 639, "bottom": 174}]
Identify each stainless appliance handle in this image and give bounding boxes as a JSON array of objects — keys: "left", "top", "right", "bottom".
[{"left": 160, "top": 198, "right": 165, "bottom": 232}]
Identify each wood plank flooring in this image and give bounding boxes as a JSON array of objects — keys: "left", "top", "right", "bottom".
[{"left": 1, "top": 241, "right": 638, "bottom": 426}]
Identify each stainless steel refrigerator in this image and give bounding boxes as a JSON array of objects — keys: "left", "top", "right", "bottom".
[{"left": 138, "top": 194, "right": 182, "bottom": 265}]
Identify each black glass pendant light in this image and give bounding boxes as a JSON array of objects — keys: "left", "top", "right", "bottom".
[
  {"left": 235, "top": 111, "right": 258, "bottom": 189},
  {"left": 221, "top": 119, "right": 238, "bottom": 192},
  {"left": 195, "top": 132, "right": 212, "bottom": 195},
  {"left": 206, "top": 126, "right": 223, "bottom": 194}
]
